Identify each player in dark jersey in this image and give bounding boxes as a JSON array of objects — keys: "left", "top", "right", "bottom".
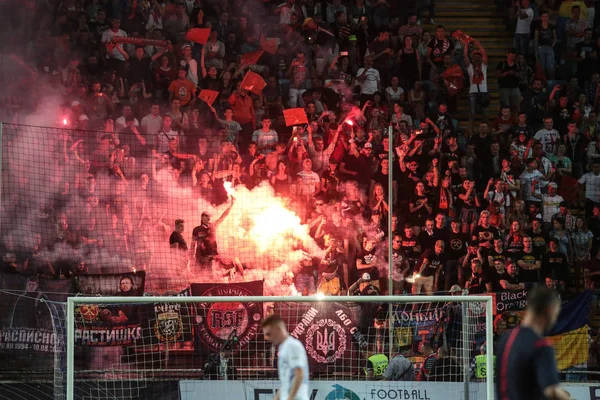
[{"left": 496, "top": 286, "right": 570, "bottom": 400}]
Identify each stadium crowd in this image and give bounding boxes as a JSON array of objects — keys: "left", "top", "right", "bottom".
[{"left": 1, "top": 0, "right": 600, "bottom": 301}]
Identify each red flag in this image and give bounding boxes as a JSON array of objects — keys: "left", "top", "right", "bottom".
[
  {"left": 260, "top": 35, "right": 278, "bottom": 55},
  {"left": 240, "top": 71, "right": 266, "bottom": 95},
  {"left": 198, "top": 89, "right": 219, "bottom": 106},
  {"left": 441, "top": 64, "right": 464, "bottom": 97},
  {"left": 185, "top": 28, "right": 210, "bottom": 45},
  {"left": 452, "top": 30, "right": 473, "bottom": 45},
  {"left": 283, "top": 108, "right": 309, "bottom": 127},
  {"left": 240, "top": 50, "right": 264, "bottom": 67}
]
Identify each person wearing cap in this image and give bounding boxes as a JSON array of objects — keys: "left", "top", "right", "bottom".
[
  {"left": 348, "top": 272, "right": 380, "bottom": 295},
  {"left": 448, "top": 284, "right": 463, "bottom": 295}
]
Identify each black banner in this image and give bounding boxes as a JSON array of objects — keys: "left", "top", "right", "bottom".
[
  {"left": 191, "top": 281, "right": 263, "bottom": 353},
  {"left": 0, "top": 273, "right": 71, "bottom": 356},
  {"left": 278, "top": 301, "right": 365, "bottom": 373},
  {"left": 494, "top": 289, "right": 528, "bottom": 314},
  {"left": 73, "top": 272, "right": 145, "bottom": 346},
  {"left": 141, "top": 287, "right": 193, "bottom": 346}
]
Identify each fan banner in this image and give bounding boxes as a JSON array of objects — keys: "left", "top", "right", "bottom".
[
  {"left": 140, "top": 287, "right": 194, "bottom": 346},
  {"left": 240, "top": 71, "right": 266, "bottom": 95},
  {"left": 191, "top": 281, "right": 263, "bottom": 353},
  {"left": 198, "top": 89, "right": 219, "bottom": 106},
  {"left": 277, "top": 301, "right": 366, "bottom": 373},
  {"left": 73, "top": 272, "right": 146, "bottom": 346},
  {"left": 240, "top": 50, "right": 264, "bottom": 67},
  {"left": 0, "top": 273, "right": 70, "bottom": 356},
  {"left": 185, "top": 28, "right": 210, "bottom": 45},
  {"left": 283, "top": 108, "right": 309, "bottom": 126}
]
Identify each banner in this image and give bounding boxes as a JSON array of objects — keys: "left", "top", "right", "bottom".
[
  {"left": 393, "top": 303, "right": 444, "bottom": 351},
  {"left": 191, "top": 281, "right": 263, "bottom": 353},
  {"left": 494, "top": 289, "right": 527, "bottom": 314},
  {"left": 73, "top": 272, "right": 145, "bottom": 346},
  {"left": 141, "top": 287, "right": 193, "bottom": 346},
  {"left": 0, "top": 273, "right": 71, "bottom": 356},
  {"left": 278, "top": 301, "right": 366, "bottom": 373},
  {"left": 180, "top": 381, "right": 596, "bottom": 400}
]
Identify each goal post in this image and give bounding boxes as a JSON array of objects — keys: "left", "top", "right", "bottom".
[{"left": 66, "top": 295, "right": 495, "bottom": 400}]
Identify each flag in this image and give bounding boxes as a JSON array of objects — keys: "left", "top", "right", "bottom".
[
  {"left": 547, "top": 326, "right": 589, "bottom": 370},
  {"left": 240, "top": 71, "right": 266, "bottom": 95},
  {"left": 452, "top": 30, "right": 473, "bottom": 45},
  {"left": 441, "top": 64, "right": 464, "bottom": 97},
  {"left": 185, "top": 28, "right": 210, "bottom": 45},
  {"left": 546, "top": 290, "right": 591, "bottom": 370},
  {"left": 283, "top": 108, "right": 309, "bottom": 126},
  {"left": 240, "top": 50, "right": 264, "bottom": 67},
  {"left": 260, "top": 35, "right": 278, "bottom": 55},
  {"left": 198, "top": 89, "right": 219, "bottom": 106}
]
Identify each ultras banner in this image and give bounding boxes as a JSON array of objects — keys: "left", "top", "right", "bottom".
[{"left": 73, "top": 272, "right": 145, "bottom": 346}]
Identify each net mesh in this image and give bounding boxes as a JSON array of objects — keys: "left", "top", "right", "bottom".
[{"left": 68, "top": 297, "right": 492, "bottom": 400}]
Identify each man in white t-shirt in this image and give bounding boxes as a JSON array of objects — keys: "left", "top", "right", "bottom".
[
  {"left": 541, "top": 182, "right": 564, "bottom": 224},
  {"left": 579, "top": 160, "right": 600, "bottom": 218},
  {"left": 534, "top": 117, "right": 560, "bottom": 155},
  {"left": 115, "top": 104, "right": 140, "bottom": 131},
  {"left": 101, "top": 18, "right": 129, "bottom": 63},
  {"left": 262, "top": 314, "right": 309, "bottom": 400},
  {"left": 514, "top": 0, "right": 534, "bottom": 56},
  {"left": 140, "top": 103, "right": 163, "bottom": 136},
  {"left": 355, "top": 55, "right": 380, "bottom": 105},
  {"left": 252, "top": 117, "right": 279, "bottom": 155}
]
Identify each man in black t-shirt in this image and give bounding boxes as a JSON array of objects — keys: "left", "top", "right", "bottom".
[
  {"left": 496, "top": 49, "right": 520, "bottom": 114},
  {"left": 465, "top": 259, "right": 491, "bottom": 294},
  {"left": 192, "top": 198, "right": 235, "bottom": 265},
  {"left": 400, "top": 223, "right": 421, "bottom": 268},
  {"left": 542, "top": 239, "right": 570, "bottom": 289},
  {"left": 496, "top": 286, "right": 569, "bottom": 400},
  {"left": 169, "top": 219, "right": 188, "bottom": 250},
  {"left": 413, "top": 240, "right": 445, "bottom": 295},
  {"left": 514, "top": 235, "right": 542, "bottom": 284}
]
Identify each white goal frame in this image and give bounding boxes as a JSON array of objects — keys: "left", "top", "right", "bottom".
[{"left": 66, "top": 295, "right": 495, "bottom": 400}]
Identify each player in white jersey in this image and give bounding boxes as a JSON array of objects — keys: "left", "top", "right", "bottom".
[{"left": 261, "top": 314, "right": 310, "bottom": 400}]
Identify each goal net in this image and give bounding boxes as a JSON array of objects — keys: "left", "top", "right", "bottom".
[{"left": 66, "top": 295, "right": 494, "bottom": 400}]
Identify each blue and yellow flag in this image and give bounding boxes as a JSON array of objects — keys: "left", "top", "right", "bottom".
[{"left": 546, "top": 291, "right": 592, "bottom": 370}]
